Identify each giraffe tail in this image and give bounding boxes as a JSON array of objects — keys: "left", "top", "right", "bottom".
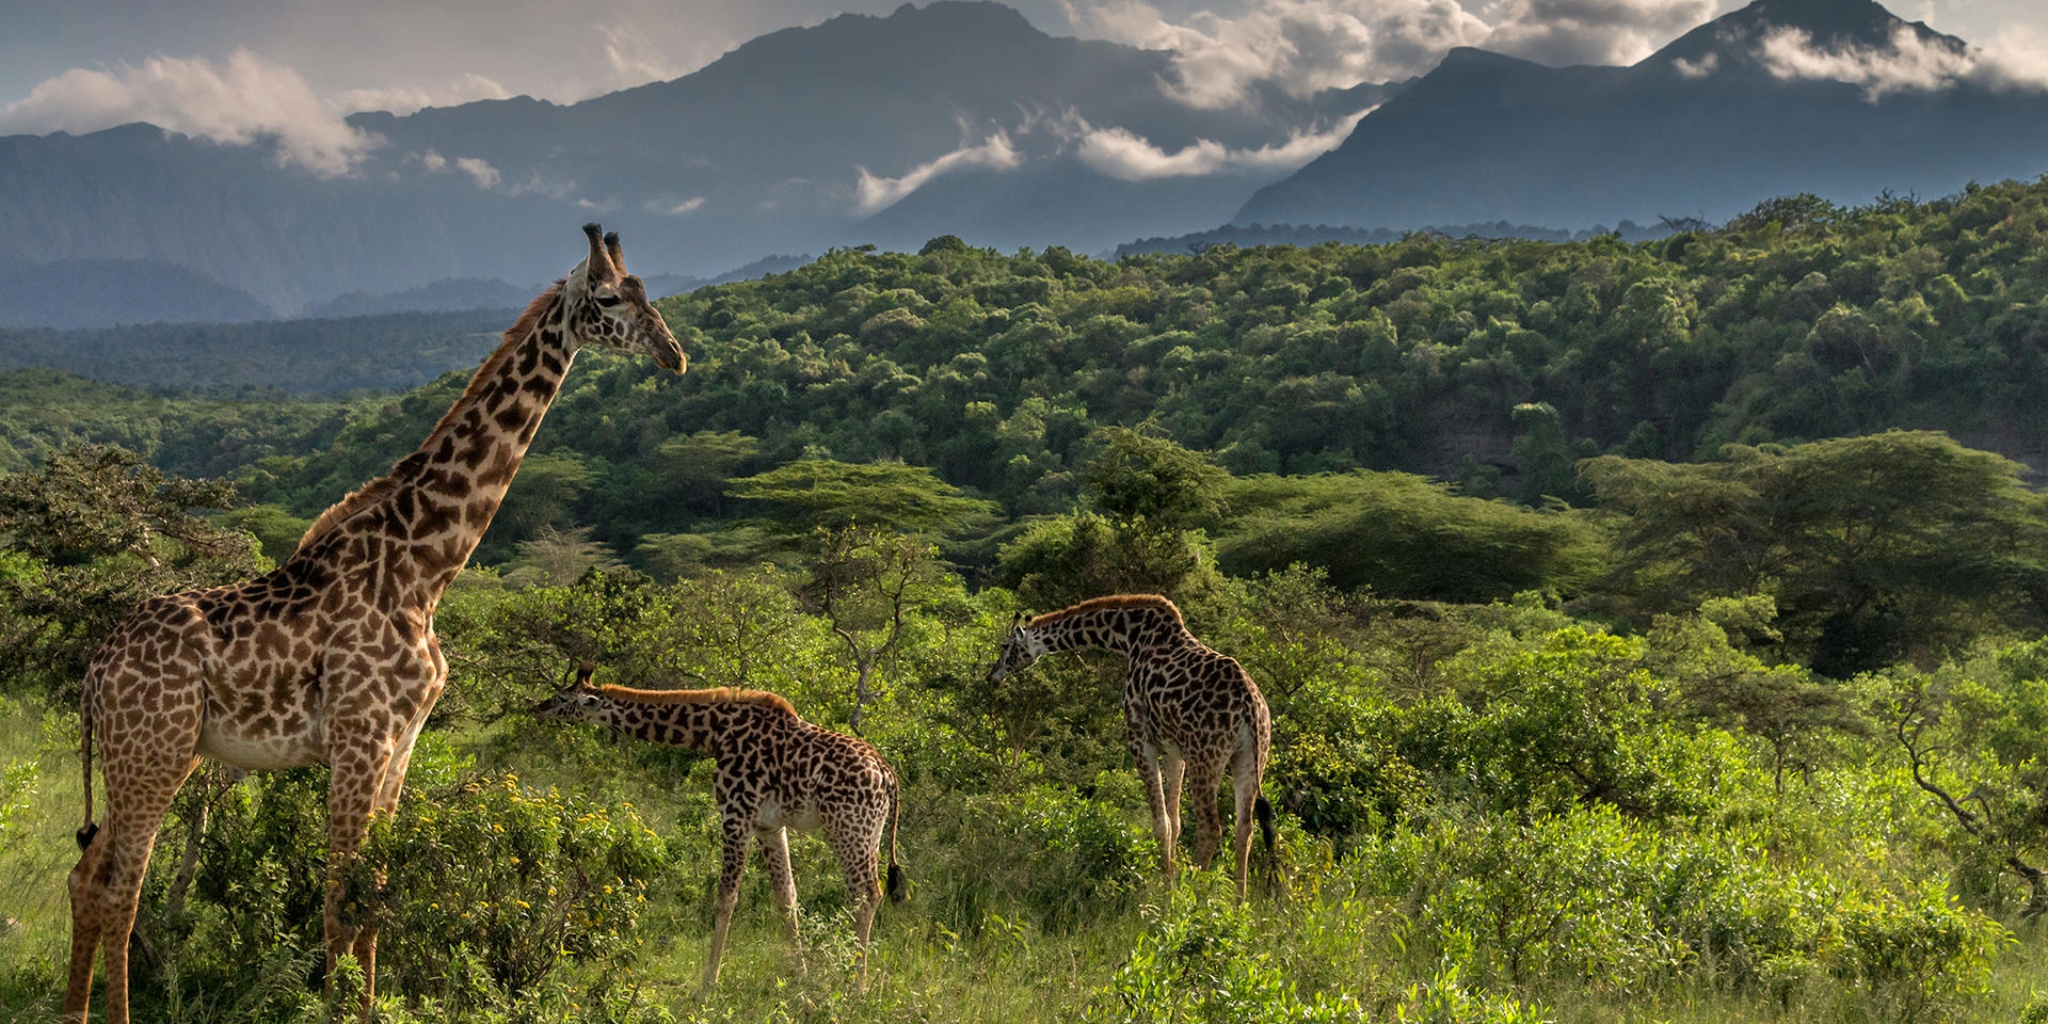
[
  {"left": 76, "top": 701, "right": 98, "bottom": 851},
  {"left": 1254, "top": 795, "right": 1276, "bottom": 857},
  {"left": 884, "top": 768, "right": 907, "bottom": 904}
]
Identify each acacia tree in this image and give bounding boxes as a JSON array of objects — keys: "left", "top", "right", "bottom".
[
  {"left": 1582, "top": 431, "right": 2048, "bottom": 676},
  {"left": 0, "top": 444, "right": 262, "bottom": 699},
  {"left": 803, "top": 526, "right": 949, "bottom": 733}
]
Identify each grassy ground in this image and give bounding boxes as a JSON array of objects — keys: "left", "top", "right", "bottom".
[{"left": 5, "top": 692, "right": 2047, "bottom": 1024}]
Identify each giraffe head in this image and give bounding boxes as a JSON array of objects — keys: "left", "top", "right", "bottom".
[
  {"left": 563, "top": 223, "right": 687, "bottom": 373},
  {"left": 532, "top": 661, "right": 607, "bottom": 723},
  {"left": 986, "top": 612, "right": 1050, "bottom": 683}
]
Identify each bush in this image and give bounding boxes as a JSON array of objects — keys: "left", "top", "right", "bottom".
[
  {"left": 1088, "top": 891, "right": 1364, "bottom": 1024},
  {"left": 352, "top": 772, "right": 668, "bottom": 1009}
]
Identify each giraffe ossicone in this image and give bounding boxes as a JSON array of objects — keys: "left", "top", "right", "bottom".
[
  {"left": 988, "top": 594, "right": 1275, "bottom": 899},
  {"left": 533, "top": 664, "right": 906, "bottom": 995},
  {"left": 63, "top": 224, "right": 684, "bottom": 1024}
]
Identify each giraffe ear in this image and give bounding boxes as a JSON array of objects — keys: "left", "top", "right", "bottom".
[
  {"left": 603, "top": 231, "right": 626, "bottom": 276},
  {"left": 582, "top": 223, "right": 617, "bottom": 285}
]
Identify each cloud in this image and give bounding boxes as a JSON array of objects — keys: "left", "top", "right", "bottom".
[
  {"left": 411, "top": 149, "right": 500, "bottom": 188},
  {"left": 592, "top": 23, "right": 681, "bottom": 92},
  {"left": 854, "top": 131, "right": 1024, "bottom": 214},
  {"left": 1065, "top": 0, "right": 1489, "bottom": 108},
  {"left": 1673, "top": 52, "right": 1718, "bottom": 78},
  {"left": 1757, "top": 24, "right": 2048, "bottom": 100},
  {"left": 331, "top": 73, "right": 512, "bottom": 116},
  {"left": 646, "top": 196, "right": 707, "bottom": 216},
  {"left": 0, "top": 48, "right": 378, "bottom": 175},
  {"left": 1481, "top": 0, "right": 1716, "bottom": 67},
  {"left": 453, "top": 156, "right": 500, "bottom": 189},
  {"left": 1075, "top": 108, "right": 1374, "bottom": 180}
]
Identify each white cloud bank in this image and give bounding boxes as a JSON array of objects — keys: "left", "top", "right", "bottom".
[
  {"left": 855, "top": 131, "right": 1024, "bottom": 214},
  {"left": 332, "top": 73, "right": 513, "bottom": 118},
  {"left": 1481, "top": 0, "right": 1715, "bottom": 68},
  {"left": 0, "top": 49, "right": 379, "bottom": 175},
  {"left": 1067, "top": 0, "right": 1489, "bottom": 108},
  {"left": 0, "top": 49, "right": 526, "bottom": 176},
  {"left": 1075, "top": 107, "right": 1374, "bottom": 180},
  {"left": 1063, "top": 0, "right": 1719, "bottom": 107},
  {"left": 1757, "top": 24, "right": 2048, "bottom": 100}
]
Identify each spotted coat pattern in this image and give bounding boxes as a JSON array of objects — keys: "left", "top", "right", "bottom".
[
  {"left": 987, "top": 594, "right": 1274, "bottom": 899},
  {"left": 533, "top": 669, "right": 905, "bottom": 993},
  {"left": 63, "top": 225, "right": 686, "bottom": 1024}
]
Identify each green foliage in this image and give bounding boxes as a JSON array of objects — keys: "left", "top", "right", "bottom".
[
  {"left": 1583, "top": 431, "right": 2048, "bottom": 676},
  {"left": 352, "top": 773, "right": 667, "bottom": 1007},
  {"left": 1089, "top": 893, "right": 1365, "bottom": 1024},
  {"left": 1218, "top": 471, "right": 1603, "bottom": 602},
  {"left": 726, "top": 459, "right": 998, "bottom": 540},
  {"left": 0, "top": 444, "right": 264, "bottom": 698},
  {"left": 923, "top": 785, "right": 1154, "bottom": 936}
]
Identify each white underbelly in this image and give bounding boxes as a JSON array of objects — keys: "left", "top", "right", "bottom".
[
  {"left": 196, "top": 721, "right": 324, "bottom": 770},
  {"left": 755, "top": 795, "right": 822, "bottom": 832}
]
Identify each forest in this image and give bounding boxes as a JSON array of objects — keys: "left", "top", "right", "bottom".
[{"left": 6, "top": 180, "right": 2048, "bottom": 1022}]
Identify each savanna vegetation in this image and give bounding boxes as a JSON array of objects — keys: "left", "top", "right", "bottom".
[{"left": 7, "top": 180, "right": 2048, "bottom": 1022}]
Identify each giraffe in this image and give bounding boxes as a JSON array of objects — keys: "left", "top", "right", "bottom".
[
  {"left": 63, "top": 224, "right": 685, "bottom": 1024},
  {"left": 986, "top": 594, "right": 1275, "bottom": 899},
  {"left": 532, "top": 663, "right": 905, "bottom": 995}
]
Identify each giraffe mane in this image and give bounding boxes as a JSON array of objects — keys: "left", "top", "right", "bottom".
[
  {"left": 596, "top": 683, "right": 798, "bottom": 716},
  {"left": 1028, "top": 593, "right": 1183, "bottom": 627},
  {"left": 293, "top": 280, "right": 567, "bottom": 557}
]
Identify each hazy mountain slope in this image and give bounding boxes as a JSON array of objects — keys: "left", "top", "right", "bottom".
[
  {"left": 1238, "top": 0, "right": 2048, "bottom": 229},
  {"left": 0, "top": 258, "right": 273, "bottom": 328}
]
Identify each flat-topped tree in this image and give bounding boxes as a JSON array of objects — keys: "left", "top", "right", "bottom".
[{"left": 63, "top": 224, "right": 685, "bottom": 1024}]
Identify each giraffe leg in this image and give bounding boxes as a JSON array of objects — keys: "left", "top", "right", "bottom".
[
  {"left": 701, "top": 816, "right": 752, "bottom": 997},
  {"left": 346, "top": 695, "right": 436, "bottom": 1018},
  {"left": 1160, "top": 752, "right": 1186, "bottom": 875},
  {"left": 757, "top": 826, "right": 800, "bottom": 945},
  {"left": 66, "top": 754, "right": 198, "bottom": 1024},
  {"left": 1186, "top": 762, "right": 1224, "bottom": 874},
  {"left": 1229, "top": 745, "right": 1261, "bottom": 902},
  {"left": 826, "top": 816, "right": 885, "bottom": 992},
  {"left": 1125, "top": 711, "right": 1175, "bottom": 886},
  {"left": 323, "top": 738, "right": 399, "bottom": 1020}
]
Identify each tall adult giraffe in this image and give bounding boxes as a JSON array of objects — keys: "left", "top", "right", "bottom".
[
  {"left": 63, "top": 224, "right": 685, "bottom": 1024},
  {"left": 987, "top": 594, "right": 1274, "bottom": 899}
]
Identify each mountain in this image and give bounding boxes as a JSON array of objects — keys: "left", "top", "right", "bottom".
[
  {"left": 0, "top": 2, "right": 1385, "bottom": 321},
  {"left": 1238, "top": 0, "right": 2048, "bottom": 230},
  {"left": 0, "top": 258, "right": 273, "bottom": 328}
]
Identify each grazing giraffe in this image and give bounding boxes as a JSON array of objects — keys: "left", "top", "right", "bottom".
[
  {"left": 63, "top": 224, "right": 685, "bottom": 1024},
  {"left": 986, "top": 594, "right": 1274, "bottom": 899},
  {"left": 532, "top": 664, "right": 906, "bottom": 994}
]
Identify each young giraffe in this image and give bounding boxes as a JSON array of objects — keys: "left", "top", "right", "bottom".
[
  {"left": 64, "top": 225, "right": 685, "bottom": 1024},
  {"left": 532, "top": 665, "right": 906, "bottom": 994},
  {"left": 986, "top": 594, "right": 1275, "bottom": 899}
]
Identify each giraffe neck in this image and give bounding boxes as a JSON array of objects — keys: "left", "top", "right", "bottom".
[
  {"left": 587, "top": 688, "right": 792, "bottom": 756},
  {"left": 1035, "top": 607, "right": 1189, "bottom": 659},
  {"left": 302, "top": 290, "right": 576, "bottom": 605}
]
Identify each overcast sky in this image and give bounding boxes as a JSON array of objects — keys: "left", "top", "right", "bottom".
[{"left": 2, "top": 0, "right": 2042, "bottom": 138}]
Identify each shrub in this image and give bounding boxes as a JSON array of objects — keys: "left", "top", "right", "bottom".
[{"left": 352, "top": 772, "right": 667, "bottom": 1009}]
